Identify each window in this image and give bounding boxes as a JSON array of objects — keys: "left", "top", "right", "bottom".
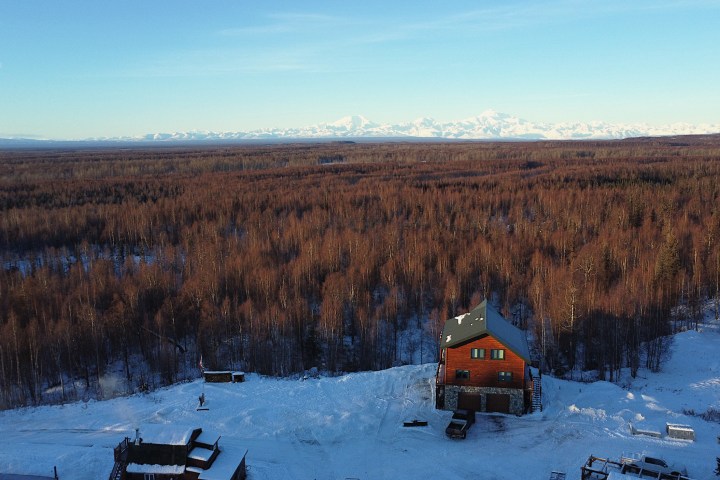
[
  {"left": 144, "top": 475, "right": 155, "bottom": 480},
  {"left": 455, "top": 369, "right": 470, "bottom": 380},
  {"left": 498, "top": 371, "right": 512, "bottom": 382},
  {"left": 644, "top": 457, "right": 668, "bottom": 468},
  {"left": 490, "top": 349, "right": 505, "bottom": 360},
  {"left": 470, "top": 348, "right": 485, "bottom": 359}
]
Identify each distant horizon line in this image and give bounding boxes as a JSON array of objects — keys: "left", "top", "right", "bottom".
[
  {"left": 2, "top": 110, "right": 720, "bottom": 143},
  {"left": 4, "top": 134, "right": 720, "bottom": 151}
]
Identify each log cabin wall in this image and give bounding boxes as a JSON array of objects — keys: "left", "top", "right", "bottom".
[{"left": 445, "top": 335, "right": 525, "bottom": 389}]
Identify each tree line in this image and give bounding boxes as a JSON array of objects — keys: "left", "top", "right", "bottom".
[{"left": 1, "top": 137, "right": 719, "bottom": 408}]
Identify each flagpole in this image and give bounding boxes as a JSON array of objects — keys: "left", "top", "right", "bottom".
[{"left": 200, "top": 355, "right": 205, "bottom": 402}]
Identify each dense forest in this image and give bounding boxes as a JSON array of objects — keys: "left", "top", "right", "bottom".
[{"left": 1, "top": 137, "right": 719, "bottom": 409}]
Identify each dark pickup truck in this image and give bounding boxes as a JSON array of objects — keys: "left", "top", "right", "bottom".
[{"left": 445, "top": 409, "right": 476, "bottom": 439}]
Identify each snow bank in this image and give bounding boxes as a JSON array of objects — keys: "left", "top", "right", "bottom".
[{"left": 1, "top": 323, "right": 720, "bottom": 479}]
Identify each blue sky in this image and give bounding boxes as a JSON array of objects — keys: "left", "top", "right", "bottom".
[{"left": 1, "top": 0, "right": 719, "bottom": 139}]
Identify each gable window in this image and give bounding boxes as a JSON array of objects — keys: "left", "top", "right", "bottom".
[
  {"left": 490, "top": 349, "right": 505, "bottom": 360},
  {"left": 470, "top": 348, "right": 485, "bottom": 359},
  {"left": 455, "top": 369, "right": 470, "bottom": 380},
  {"left": 498, "top": 371, "right": 512, "bottom": 382}
]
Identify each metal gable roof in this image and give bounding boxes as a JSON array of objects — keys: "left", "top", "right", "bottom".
[{"left": 439, "top": 300, "right": 531, "bottom": 363}]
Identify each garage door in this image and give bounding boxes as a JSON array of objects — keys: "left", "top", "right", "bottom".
[
  {"left": 457, "top": 392, "right": 482, "bottom": 411},
  {"left": 486, "top": 393, "right": 510, "bottom": 413}
]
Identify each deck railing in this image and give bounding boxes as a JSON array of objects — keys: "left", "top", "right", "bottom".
[
  {"left": 113, "top": 437, "right": 129, "bottom": 461},
  {"left": 109, "top": 437, "right": 130, "bottom": 480}
]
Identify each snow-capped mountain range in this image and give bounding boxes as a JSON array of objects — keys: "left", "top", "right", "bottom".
[
  {"left": 4, "top": 110, "right": 719, "bottom": 144},
  {"left": 131, "top": 110, "right": 719, "bottom": 142}
]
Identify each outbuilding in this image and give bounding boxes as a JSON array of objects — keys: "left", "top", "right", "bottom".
[{"left": 111, "top": 425, "right": 247, "bottom": 480}]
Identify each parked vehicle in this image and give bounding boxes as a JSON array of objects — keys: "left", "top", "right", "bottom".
[
  {"left": 622, "top": 455, "right": 687, "bottom": 478},
  {"left": 445, "top": 409, "right": 476, "bottom": 439}
]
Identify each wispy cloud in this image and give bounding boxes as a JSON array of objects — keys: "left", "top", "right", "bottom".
[
  {"left": 267, "top": 13, "right": 339, "bottom": 23},
  {"left": 218, "top": 24, "right": 293, "bottom": 36},
  {"left": 114, "top": 46, "right": 329, "bottom": 78},
  {"left": 109, "top": 0, "right": 720, "bottom": 79},
  {"left": 218, "top": 12, "right": 344, "bottom": 37},
  {"left": 346, "top": 0, "right": 720, "bottom": 41}
]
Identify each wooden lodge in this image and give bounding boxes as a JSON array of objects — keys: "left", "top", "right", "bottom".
[
  {"left": 110, "top": 425, "right": 247, "bottom": 480},
  {"left": 435, "top": 300, "right": 539, "bottom": 415}
]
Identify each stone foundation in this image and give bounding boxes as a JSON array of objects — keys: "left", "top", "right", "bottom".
[{"left": 443, "top": 385, "right": 525, "bottom": 415}]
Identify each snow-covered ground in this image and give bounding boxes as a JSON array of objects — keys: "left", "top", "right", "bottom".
[{"left": 1, "top": 322, "right": 719, "bottom": 479}]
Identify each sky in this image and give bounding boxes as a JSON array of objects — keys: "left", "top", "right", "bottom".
[{"left": 1, "top": 0, "right": 719, "bottom": 139}]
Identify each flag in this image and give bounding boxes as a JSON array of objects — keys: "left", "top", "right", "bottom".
[{"left": 199, "top": 356, "right": 204, "bottom": 372}]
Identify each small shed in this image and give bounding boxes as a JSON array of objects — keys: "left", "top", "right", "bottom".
[
  {"left": 204, "top": 371, "right": 233, "bottom": 383},
  {"left": 204, "top": 371, "right": 245, "bottom": 383},
  {"left": 628, "top": 422, "right": 662, "bottom": 438},
  {"left": 113, "top": 426, "right": 247, "bottom": 480},
  {"left": 666, "top": 423, "right": 695, "bottom": 441}
]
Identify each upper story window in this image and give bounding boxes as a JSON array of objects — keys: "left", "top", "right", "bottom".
[
  {"left": 490, "top": 349, "right": 505, "bottom": 360},
  {"left": 455, "top": 369, "right": 470, "bottom": 380},
  {"left": 470, "top": 348, "right": 485, "bottom": 359}
]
